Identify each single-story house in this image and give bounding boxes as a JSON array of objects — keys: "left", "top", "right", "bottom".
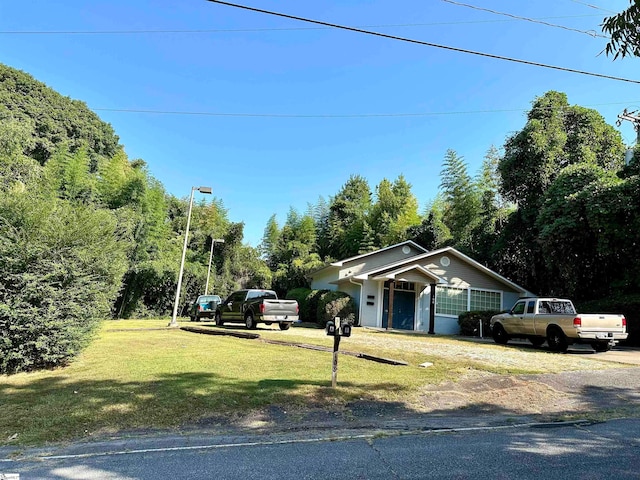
[{"left": 309, "top": 240, "right": 534, "bottom": 334}]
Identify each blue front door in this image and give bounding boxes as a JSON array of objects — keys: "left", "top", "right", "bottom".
[{"left": 382, "top": 285, "right": 415, "bottom": 330}]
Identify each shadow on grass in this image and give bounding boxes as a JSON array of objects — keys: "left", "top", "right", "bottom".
[{"left": 0, "top": 371, "right": 410, "bottom": 445}]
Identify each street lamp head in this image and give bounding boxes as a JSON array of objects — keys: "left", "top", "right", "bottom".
[{"left": 197, "top": 186, "right": 212, "bottom": 194}]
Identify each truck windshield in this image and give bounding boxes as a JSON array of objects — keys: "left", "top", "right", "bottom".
[{"left": 540, "top": 301, "right": 575, "bottom": 315}]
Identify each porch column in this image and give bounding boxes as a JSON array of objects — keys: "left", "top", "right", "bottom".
[
  {"left": 428, "top": 283, "right": 436, "bottom": 334},
  {"left": 387, "top": 280, "right": 395, "bottom": 330}
]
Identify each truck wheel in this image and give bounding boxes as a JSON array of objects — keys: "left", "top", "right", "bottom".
[
  {"left": 530, "top": 337, "right": 545, "bottom": 347},
  {"left": 215, "top": 312, "right": 224, "bottom": 326},
  {"left": 492, "top": 324, "right": 509, "bottom": 345},
  {"left": 547, "top": 327, "right": 568, "bottom": 353},
  {"left": 245, "top": 313, "right": 257, "bottom": 330},
  {"left": 278, "top": 322, "right": 290, "bottom": 331},
  {"left": 591, "top": 342, "right": 612, "bottom": 353}
]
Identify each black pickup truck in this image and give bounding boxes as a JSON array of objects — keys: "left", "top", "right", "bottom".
[{"left": 214, "top": 289, "right": 299, "bottom": 330}]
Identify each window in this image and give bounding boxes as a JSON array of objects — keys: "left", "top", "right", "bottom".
[
  {"left": 436, "top": 286, "right": 502, "bottom": 316},
  {"left": 527, "top": 301, "right": 535, "bottom": 314},
  {"left": 511, "top": 302, "right": 525, "bottom": 315},
  {"left": 470, "top": 289, "right": 501, "bottom": 311},
  {"left": 436, "top": 286, "right": 467, "bottom": 316}
]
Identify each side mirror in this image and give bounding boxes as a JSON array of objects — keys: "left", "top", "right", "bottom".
[{"left": 326, "top": 321, "right": 336, "bottom": 336}]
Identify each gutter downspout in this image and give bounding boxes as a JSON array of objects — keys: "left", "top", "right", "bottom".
[{"left": 349, "top": 277, "right": 364, "bottom": 326}]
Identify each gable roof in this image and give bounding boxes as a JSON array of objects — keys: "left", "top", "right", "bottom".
[{"left": 329, "top": 240, "right": 428, "bottom": 267}]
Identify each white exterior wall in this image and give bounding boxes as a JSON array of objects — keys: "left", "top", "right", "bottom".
[{"left": 360, "top": 280, "right": 379, "bottom": 327}]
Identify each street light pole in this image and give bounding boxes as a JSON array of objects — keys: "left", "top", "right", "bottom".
[
  {"left": 170, "top": 186, "right": 212, "bottom": 327},
  {"left": 205, "top": 238, "right": 224, "bottom": 295}
]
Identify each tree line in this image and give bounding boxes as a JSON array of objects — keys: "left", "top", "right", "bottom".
[
  {"left": 2, "top": 61, "right": 639, "bottom": 372},
  {"left": 261, "top": 91, "right": 640, "bottom": 309}
]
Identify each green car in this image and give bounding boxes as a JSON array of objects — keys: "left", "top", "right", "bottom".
[{"left": 189, "top": 295, "right": 222, "bottom": 321}]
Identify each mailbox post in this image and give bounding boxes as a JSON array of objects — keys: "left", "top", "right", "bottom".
[{"left": 326, "top": 316, "right": 351, "bottom": 388}]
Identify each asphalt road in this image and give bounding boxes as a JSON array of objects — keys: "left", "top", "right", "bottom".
[{"left": 3, "top": 418, "right": 639, "bottom": 479}]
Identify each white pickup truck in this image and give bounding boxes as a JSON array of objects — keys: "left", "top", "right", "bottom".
[{"left": 490, "top": 298, "right": 627, "bottom": 352}]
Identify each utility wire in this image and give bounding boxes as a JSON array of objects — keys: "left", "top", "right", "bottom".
[
  {"left": 0, "top": 15, "right": 603, "bottom": 35},
  {"left": 205, "top": 0, "right": 640, "bottom": 85},
  {"left": 441, "top": 0, "right": 608, "bottom": 39},
  {"left": 568, "top": 0, "right": 616, "bottom": 14},
  {"left": 92, "top": 101, "right": 640, "bottom": 118}
]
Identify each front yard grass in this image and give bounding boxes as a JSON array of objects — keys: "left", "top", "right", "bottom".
[{"left": 0, "top": 319, "right": 623, "bottom": 446}]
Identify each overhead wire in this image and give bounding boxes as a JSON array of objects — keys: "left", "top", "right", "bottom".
[
  {"left": 91, "top": 101, "right": 640, "bottom": 119},
  {"left": 568, "top": 0, "right": 616, "bottom": 14},
  {"left": 205, "top": 0, "right": 640, "bottom": 85},
  {"left": 0, "top": 14, "right": 604, "bottom": 35},
  {"left": 441, "top": 0, "right": 608, "bottom": 38}
]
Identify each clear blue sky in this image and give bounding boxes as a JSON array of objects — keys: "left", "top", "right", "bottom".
[{"left": 1, "top": 0, "right": 638, "bottom": 246}]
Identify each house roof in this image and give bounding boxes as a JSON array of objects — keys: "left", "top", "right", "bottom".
[
  {"left": 316, "top": 241, "right": 531, "bottom": 294},
  {"left": 329, "top": 240, "right": 428, "bottom": 267}
]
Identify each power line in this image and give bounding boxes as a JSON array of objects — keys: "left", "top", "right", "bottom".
[
  {"left": 0, "top": 15, "right": 603, "bottom": 35},
  {"left": 441, "top": 0, "right": 608, "bottom": 39},
  {"left": 205, "top": 0, "right": 640, "bottom": 85},
  {"left": 92, "top": 101, "right": 640, "bottom": 119},
  {"left": 568, "top": 0, "right": 616, "bottom": 14}
]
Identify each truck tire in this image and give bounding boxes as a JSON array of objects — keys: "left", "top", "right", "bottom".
[
  {"left": 215, "top": 312, "right": 224, "bottom": 326},
  {"left": 279, "top": 322, "right": 291, "bottom": 331},
  {"left": 492, "top": 324, "right": 509, "bottom": 345},
  {"left": 245, "top": 313, "right": 257, "bottom": 330},
  {"left": 547, "top": 327, "right": 568, "bottom": 353},
  {"left": 591, "top": 342, "right": 612, "bottom": 353}
]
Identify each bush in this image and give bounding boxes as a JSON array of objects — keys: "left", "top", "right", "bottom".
[
  {"left": 0, "top": 195, "right": 128, "bottom": 374},
  {"left": 285, "top": 288, "right": 312, "bottom": 321},
  {"left": 574, "top": 295, "right": 640, "bottom": 347},
  {"left": 304, "top": 289, "right": 330, "bottom": 324},
  {"left": 458, "top": 310, "right": 501, "bottom": 337},
  {"left": 316, "top": 291, "right": 357, "bottom": 327}
]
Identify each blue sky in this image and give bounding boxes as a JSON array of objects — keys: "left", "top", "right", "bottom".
[{"left": 1, "top": 0, "right": 638, "bottom": 246}]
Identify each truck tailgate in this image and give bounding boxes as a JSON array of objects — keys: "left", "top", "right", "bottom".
[
  {"left": 577, "top": 314, "right": 626, "bottom": 333},
  {"left": 262, "top": 299, "right": 298, "bottom": 317}
]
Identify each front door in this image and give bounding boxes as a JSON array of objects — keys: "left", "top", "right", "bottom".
[{"left": 382, "top": 282, "right": 416, "bottom": 330}]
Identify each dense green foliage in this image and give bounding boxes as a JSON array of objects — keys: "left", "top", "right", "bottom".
[
  {"left": 2, "top": 59, "right": 640, "bottom": 373},
  {"left": 602, "top": 0, "right": 640, "bottom": 59},
  {"left": 0, "top": 64, "right": 270, "bottom": 372},
  {"left": 316, "top": 291, "right": 357, "bottom": 327}
]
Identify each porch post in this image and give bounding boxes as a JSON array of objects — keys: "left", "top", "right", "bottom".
[
  {"left": 428, "top": 283, "right": 436, "bottom": 334},
  {"left": 387, "top": 280, "right": 395, "bottom": 330}
]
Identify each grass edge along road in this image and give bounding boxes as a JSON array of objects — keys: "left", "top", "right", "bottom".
[{"left": 0, "top": 319, "right": 626, "bottom": 446}]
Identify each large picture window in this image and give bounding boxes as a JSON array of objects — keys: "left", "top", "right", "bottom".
[
  {"left": 470, "top": 289, "right": 501, "bottom": 311},
  {"left": 435, "top": 286, "right": 467, "bottom": 316},
  {"left": 436, "top": 286, "right": 502, "bottom": 316}
]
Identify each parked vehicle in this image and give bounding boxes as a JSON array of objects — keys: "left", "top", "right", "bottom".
[
  {"left": 214, "top": 289, "right": 299, "bottom": 330},
  {"left": 189, "top": 295, "right": 222, "bottom": 322},
  {"left": 490, "top": 298, "right": 627, "bottom": 352}
]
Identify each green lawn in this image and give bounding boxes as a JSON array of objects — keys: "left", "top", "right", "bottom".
[{"left": 0, "top": 319, "right": 620, "bottom": 446}]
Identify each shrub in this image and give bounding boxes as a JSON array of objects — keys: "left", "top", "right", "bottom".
[
  {"left": 0, "top": 194, "right": 128, "bottom": 374},
  {"left": 316, "top": 291, "right": 357, "bottom": 327},
  {"left": 458, "top": 310, "right": 501, "bottom": 337},
  {"left": 574, "top": 295, "right": 640, "bottom": 347},
  {"left": 304, "top": 289, "right": 330, "bottom": 324},
  {"left": 285, "top": 287, "right": 312, "bottom": 321}
]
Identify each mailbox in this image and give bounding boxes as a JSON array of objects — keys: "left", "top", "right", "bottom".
[
  {"left": 326, "top": 320, "right": 336, "bottom": 336},
  {"left": 340, "top": 323, "right": 352, "bottom": 337}
]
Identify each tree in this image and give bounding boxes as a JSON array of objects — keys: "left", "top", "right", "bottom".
[
  {"left": 370, "top": 175, "right": 421, "bottom": 247},
  {"left": 602, "top": 0, "right": 640, "bottom": 59},
  {"left": 326, "top": 175, "right": 372, "bottom": 259},
  {"left": 439, "top": 150, "right": 481, "bottom": 250}
]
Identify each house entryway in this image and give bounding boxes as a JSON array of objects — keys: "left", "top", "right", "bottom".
[{"left": 382, "top": 281, "right": 416, "bottom": 330}]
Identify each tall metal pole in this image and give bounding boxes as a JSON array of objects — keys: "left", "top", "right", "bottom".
[
  {"left": 170, "top": 187, "right": 196, "bottom": 327},
  {"left": 169, "top": 186, "right": 212, "bottom": 326}
]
